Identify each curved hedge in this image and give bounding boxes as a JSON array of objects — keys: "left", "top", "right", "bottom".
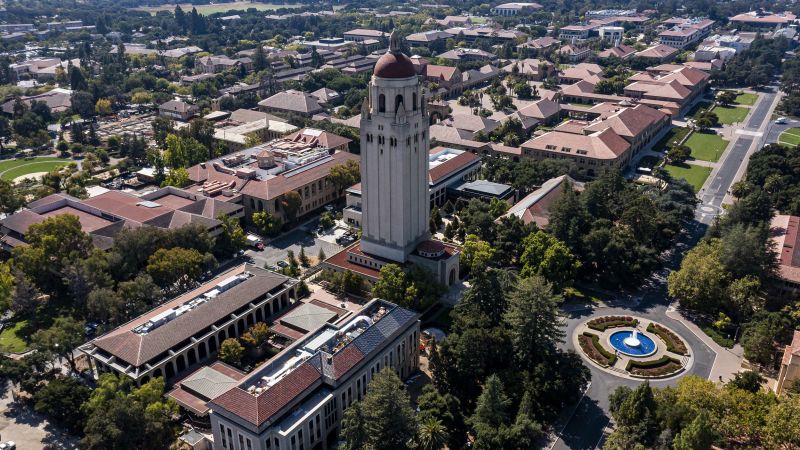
[
  {"left": 587, "top": 316, "right": 639, "bottom": 332},
  {"left": 647, "top": 323, "right": 688, "bottom": 355},
  {"left": 579, "top": 332, "right": 616, "bottom": 366},
  {"left": 626, "top": 355, "right": 682, "bottom": 377}
]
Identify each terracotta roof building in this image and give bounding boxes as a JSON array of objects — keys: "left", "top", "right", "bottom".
[
  {"left": 159, "top": 99, "right": 199, "bottom": 121},
  {"left": 186, "top": 136, "right": 358, "bottom": 225},
  {"left": 777, "top": 331, "right": 800, "bottom": 394},
  {"left": 0, "top": 187, "right": 244, "bottom": 251},
  {"left": 1, "top": 88, "right": 72, "bottom": 115},
  {"left": 208, "top": 299, "right": 420, "bottom": 450},
  {"left": 258, "top": 90, "right": 325, "bottom": 117},
  {"left": 502, "top": 175, "right": 583, "bottom": 227},
  {"left": 730, "top": 11, "right": 796, "bottom": 27},
  {"left": 80, "top": 264, "right": 299, "bottom": 384},
  {"left": 770, "top": 215, "right": 800, "bottom": 293},
  {"left": 598, "top": 44, "right": 637, "bottom": 60},
  {"left": 521, "top": 103, "right": 670, "bottom": 176},
  {"left": 635, "top": 44, "right": 680, "bottom": 63},
  {"left": 501, "top": 58, "right": 556, "bottom": 81}
]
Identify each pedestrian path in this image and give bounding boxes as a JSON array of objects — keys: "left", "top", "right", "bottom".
[{"left": 665, "top": 306, "right": 743, "bottom": 383}]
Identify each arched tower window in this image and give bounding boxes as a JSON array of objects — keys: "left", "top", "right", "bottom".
[
  {"left": 378, "top": 94, "right": 385, "bottom": 113},
  {"left": 412, "top": 93, "right": 418, "bottom": 111},
  {"left": 395, "top": 95, "right": 404, "bottom": 113}
]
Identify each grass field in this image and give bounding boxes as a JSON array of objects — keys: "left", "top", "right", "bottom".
[
  {"left": 0, "top": 157, "right": 71, "bottom": 181},
  {"left": 685, "top": 132, "right": 729, "bottom": 162},
  {"left": 653, "top": 126, "right": 691, "bottom": 152},
  {"left": 567, "top": 103, "right": 593, "bottom": 109},
  {"left": 665, "top": 163, "right": 712, "bottom": 192},
  {"left": 734, "top": 92, "right": 758, "bottom": 106},
  {"left": 779, "top": 128, "right": 800, "bottom": 146},
  {"left": 134, "top": 2, "right": 302, "bottom": 15},
  {"left": 713, "top": 106, "right": 749, "bottom": 124},
  {"left": 0, "top": 320, "right": 31, "bottom": 353}
]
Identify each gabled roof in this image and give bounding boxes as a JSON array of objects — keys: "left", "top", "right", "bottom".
[
  {"left": 503, "top": 175, "right": 583, "bottom": 227},
  {"left": 522, "top": 126, "right": 630, "bottom": 160},
  {"left": 258, "top": 90, "right": 324, "bottom": 114},
  {"left": 598, "top": 45, "right": 636, "bottom": 59},
  {"left": 583, "top": 104, "right": 667, "bottom": 139},
  {"left": 635, "top": 44, "right": 679, "bottom": 59},
  {"left": 423, "top": 64, "right": 459, "bottom": 81}
]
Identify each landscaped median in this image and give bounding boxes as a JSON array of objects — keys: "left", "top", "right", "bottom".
[
  {"left": 626, "top": 355, "right": 683, "bottom": 378},
  {"left": 587, "top": 315, "right": 638, "bottom": 332},
  {"left": 579, "top": 332, "right": 617, "bottom": 367},
  {"left": 778, "top": 128, "right": 800, "bottom": 146},
  {"left": 647, "top": 322, "right": 689, "bottom": 355}
]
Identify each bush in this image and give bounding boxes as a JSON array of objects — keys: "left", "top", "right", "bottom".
[
  {"left": 587, "top": 316, "right": 639, "bottom": 332},
  {"left": 647, "top": 323, "right": 689, "bottom": 355},
  {"left": 700, "top": 325, "right": 734, "bottom": 349},
  {"left": 579, "top": 332, "right": 616, "bottom": 366},
  {"left": 626, "top": 355, "right": 682, "bottom": 377}
]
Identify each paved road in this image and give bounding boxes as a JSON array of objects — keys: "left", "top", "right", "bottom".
[{"left": 552, "top": 88, "right": 783, "bottom": 450}]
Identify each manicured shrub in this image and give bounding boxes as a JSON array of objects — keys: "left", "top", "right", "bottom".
[
  {"left": 580, "top": 332, "right": 616, "bottom": 366},
  {"left": 587, "top": 316, "right": 639, "bottom": 332},
  {"left": 647, "top": 323, "right": 688, "bottom": 355}
]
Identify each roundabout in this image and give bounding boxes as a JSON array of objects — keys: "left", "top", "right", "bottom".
[{"left": 573, "top": 315, "right": 693, "bottom": 380}]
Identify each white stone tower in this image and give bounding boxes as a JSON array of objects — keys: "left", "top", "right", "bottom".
[{"left": 359, "top": 31, "right": 430, "bottom": 262}]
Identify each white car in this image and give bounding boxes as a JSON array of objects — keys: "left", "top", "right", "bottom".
[
  {"left": 776, "top": 117, "right": 788, "bottom": 124},
  {"left": 0, "top": 441, "right": 16, "bottom": 450}
]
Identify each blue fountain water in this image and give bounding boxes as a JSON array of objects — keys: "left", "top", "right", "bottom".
[{"left": 609, "top": 330, "right": 657, "bottom": 357}]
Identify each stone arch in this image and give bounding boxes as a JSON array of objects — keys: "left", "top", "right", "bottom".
[
  {"left": 165, "top": 363, "right": 175, "bottom": 379},
  {"left": 141, "top": 376, "right": 150, "bottom": 386},
  {"left": 198, "top": 342, "right": 208, "bottom": 360},
  {"left": 237, "top": 318, "right": 246, "bottom": 335},
  {"left": 176, "top": 355, "right": 186, "bottom": 373},
  {"left": 209, "top": 337, "right": 218, "bottom": 353},
  {"left": 429, "top": 111, "right": 444, "bottom": 125},
  {"left": 378, "top": 94, "right": 385, "bottom": 113},
  {"left": 153, "top": 368, "right": 163, "bottom": 379},
  {"left": 246, "top": 313, "right": 255, "bottom": 328},
  {"left": 187, "top": 348, "right": 197, "bottom": 366},
  {"left": 395, "top": 94, "right": 403, "bottom": 112},
  {"left": 256, "top": 308, "right": 264, "bottom": 323},
  {"left": 227, "top": 324, "right": 236, "bottom": 338}
]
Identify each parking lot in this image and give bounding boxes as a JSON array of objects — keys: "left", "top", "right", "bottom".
[{"left": 245, "top": 221, "right": 350, "bottom": 269}]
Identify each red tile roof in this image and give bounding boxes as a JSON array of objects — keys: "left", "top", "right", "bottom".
[{"left": 428, "top": 149, "right": 480, "bottom": 185}]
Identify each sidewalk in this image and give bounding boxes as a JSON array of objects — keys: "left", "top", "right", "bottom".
[{"left": 665, "top": 307, "right": 743, "bottom": 383}]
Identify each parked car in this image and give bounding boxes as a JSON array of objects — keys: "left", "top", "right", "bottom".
[
  {"left": 246, "top": 234, "right": 265, "bottom": 250},
  {"left": 276, "top": 260, "right": 289, "bottom": 268},
  {"left": 0, "top": 441, "right": 16, "bottom": 450},
  {"left": 776, "top": 117, "right": 788, "bottom": 124}
]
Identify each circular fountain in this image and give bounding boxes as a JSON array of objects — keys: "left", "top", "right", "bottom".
[{"left": 609, "top": 329, "right": 657, "bottom": 357}]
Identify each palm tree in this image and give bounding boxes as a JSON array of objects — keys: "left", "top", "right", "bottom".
[{"left": 416, "top": 418, "right": 448, "bottom": 450}]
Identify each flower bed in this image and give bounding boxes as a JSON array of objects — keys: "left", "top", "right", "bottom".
[
  {"left": 647, "top": 323, "right": 688, "bottom": 355},
  {"left": 626, "top": 355, "right": 682, "bottom": 377},
  {"left": 579, "top": 332, "right": 616, "bottom": 367},
  {"left": 587, "top": 316, "right": 639, "bottom": 332}
]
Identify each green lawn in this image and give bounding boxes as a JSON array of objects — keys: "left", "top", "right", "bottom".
[
  {"left": 734, "top": 92, "right": 758, "bottom": 106},
  {"left": 664, "top": 163, "right": 712, "bottom": 192},
  {"left": 0, "top": 158, "right": 71, "bottom": 181},
  {"left": 135, "top": 2, "right": 302, "bottom": 15},
  {"left": 567, "top": 103, "right": 593, "bottom": 108},
  {"left": 653, "top": 126, "right": 691, "bottom": 152},
  {"left": 713, "top": 106, "right": 749, "bottom": 124},
  {"left": 779, "top": 128, "right": 800, "bottom": 146},
  {"left": 685, "top": 132, "right": 729, "bottom": 162},
  {"left": 0, "top": 320, "right": 32, "bottom": 353}
]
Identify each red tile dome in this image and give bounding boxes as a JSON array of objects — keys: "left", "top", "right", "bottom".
[{"left": 373, "top": 51, "right": 416, "bottom": 79}]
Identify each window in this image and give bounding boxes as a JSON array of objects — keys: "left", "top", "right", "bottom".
[
  {"left": 379, "top": 94, "right": 385, "bottom": 113},
  {"left": 412, "top": 92, "right": 418, "bottom": 111},
  {"left": 220, "top": 425, "right": 228, "bottom": 449},
  {"left": 395, "top": 95, "right": 403, "bottom": 112}
]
